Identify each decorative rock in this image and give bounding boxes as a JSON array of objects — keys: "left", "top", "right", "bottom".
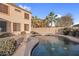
[{"left": 0, "top": 38, "right": 16, "bottom": 56}]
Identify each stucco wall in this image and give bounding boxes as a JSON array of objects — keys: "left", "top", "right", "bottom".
[
  {"left": 32, "top": 27, "right": 64, "bottom": 35},
  {"left": 0, "top": 3, "right": 31, "bottom": 34}
]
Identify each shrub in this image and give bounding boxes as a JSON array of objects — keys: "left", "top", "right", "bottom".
[
  {"left": 30, "top": 31, "right": 41, "bottom": 37},
  {"left": 71, "top": 29, "right": 77, "bottom": 37},
  {"left": 63, "top": 28, "right": 70, "bottom": 35},
  {"left": 0, "top": 38, "right": 16, "bottom": 56},
  {"left": 0, "top": 33, "right": 15, "bottom": 38},
  {"left": 69, "top": 29, "right": 79, "bottom": 37},
  {"left": 31, "top": 31, "right": 39, "bottom": 34},
  {"left": 75, "top": 30, "right": 79, "bottom": 37},
  {"left": 63, "top": 27, "right": 79, "bottom": 37},
  {"left": 21, "top": 31, "right": 26, "bottom": 35},
  {"left": 45, "top": 33, "right": 53, "bottom": 36}
]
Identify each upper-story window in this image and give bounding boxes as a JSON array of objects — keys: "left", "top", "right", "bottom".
[
  {"left": 0, "top": 3, "right": 8, "bottom": 14},
  {"left": 24, "top": 13, "right": 29, "bottom": 19}
]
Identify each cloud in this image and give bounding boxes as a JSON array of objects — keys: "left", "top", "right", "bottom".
[
  {"left": 19, "top": 5, "right": 31, "bottom": 11},
  {"left": 57, "top": 14, "right": 62, "bottom": 18}
]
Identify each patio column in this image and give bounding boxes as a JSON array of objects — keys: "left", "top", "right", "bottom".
[
  {"left": 10, "top": 22, "right": 13, "bottom": 33},
  {"left": 6, "top": 21, "right": 11, "bottom": 32}
]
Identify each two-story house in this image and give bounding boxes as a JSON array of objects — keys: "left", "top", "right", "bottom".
[{"left": 0, "top": 3, "right": 32, "bottom": 35}]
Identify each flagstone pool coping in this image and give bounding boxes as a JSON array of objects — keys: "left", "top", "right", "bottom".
[{"left": 13, "top": 34, "right": 79, "bottom": 56}]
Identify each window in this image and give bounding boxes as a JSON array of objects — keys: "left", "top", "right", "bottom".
[
  {"left": 24, "top": 13, "right": 29, "bottom": 19},
  {"left": 0, "top": 21, "right": 6, "bottom": 32},
  {"left": 0, "top": 3, "right": 8, "bottom": 14},
  {"left": 15, "top": 8, "right": 21, "bottom": 12},
  {"left": 13, "top": 23, "right": 20, "bottom": 31},
  {"left": 24, "top": 24, "right": 29, "bottom": 31}
]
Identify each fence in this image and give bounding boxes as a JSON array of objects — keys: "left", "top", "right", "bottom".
[{"left": 32, "top": 27, "right": 65, "bottom": 35}]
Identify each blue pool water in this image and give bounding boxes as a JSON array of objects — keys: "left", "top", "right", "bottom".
[{"left": 31, "top": 37, "right": 79, "bottom": 56}]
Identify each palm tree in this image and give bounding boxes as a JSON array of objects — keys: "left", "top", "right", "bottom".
[
  {"left": 47, "top": 11, "right": 58, "bottom": 27},
  {"left": 31, "top": 16, "right": 39, "bottom": 28}
]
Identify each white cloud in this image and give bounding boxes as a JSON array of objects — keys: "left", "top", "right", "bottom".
[
  {"left": 19, "top": 5, "right": 31, "bottom": 11},
  {"left": 57, "top": 14, "right": 62, "bottom": 18}
]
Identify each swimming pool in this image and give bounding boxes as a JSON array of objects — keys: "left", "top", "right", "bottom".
[{"left": 31, "top": 36, "right": 79, "bottom": 56}]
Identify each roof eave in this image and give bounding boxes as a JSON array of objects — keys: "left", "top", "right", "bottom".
[{"left": 7, "top": 3, "right": 32, "bottom": 14}]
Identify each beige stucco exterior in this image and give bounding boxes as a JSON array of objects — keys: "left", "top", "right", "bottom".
[{"left": 0, "top": 3, "right": 31, "bottom": 35}]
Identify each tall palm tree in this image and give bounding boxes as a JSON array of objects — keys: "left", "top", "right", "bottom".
[
  {"left": 47, "top": 12, "right": 58, "bottom": 27},
  {"left": 31, "top": 16, "right": 39, "bottom": 28}
]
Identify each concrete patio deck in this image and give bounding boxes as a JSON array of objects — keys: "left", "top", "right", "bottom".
[
  {"left": 12, "top": 34, "right": 79, "bottom": 56},
  {"left": 13, "top": 34, "right": 31, "bottom": 56}
]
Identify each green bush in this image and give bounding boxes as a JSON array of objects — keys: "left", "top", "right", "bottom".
[
  {"left": 63, "top": 27, "right": 79, "bottom": 37},
  {"left": 21, "top": 31, "right": 26, "bottom": 35},
  {"left": 30, "top": 31, "right": 41, "bottom": 37},
  {"left": 0, "top": 38, "right": 16, "bottom": 56},
  {"left": 76, "top": 30, "right": 79, "bottom": 37},
  {"left": 63, "top": 28, "right": 70, "bottom": 35},
  {"left": 0, "top": 33, "right": 15, "bottom": 38},
  {"left": 70, "top": 29, "right": 77, "bottom": 37},
  {"left": 31, "top": 31, "right": 39, "bottom": 34}
]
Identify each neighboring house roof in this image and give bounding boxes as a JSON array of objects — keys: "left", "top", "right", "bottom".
[
  {"left": 7, "top": 3, "right": 32, "bottom": 14},
  {"left": 73, "top": 24, "right": 79, "bottom": 27}
]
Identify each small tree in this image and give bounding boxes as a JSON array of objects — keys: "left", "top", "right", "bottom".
[{"left": 56, "top": 14, "right": 73, "bottom": 27}]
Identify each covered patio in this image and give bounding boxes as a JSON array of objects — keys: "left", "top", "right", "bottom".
[{"left": 0, "top": 18, "right": 11, "bottom": 33}]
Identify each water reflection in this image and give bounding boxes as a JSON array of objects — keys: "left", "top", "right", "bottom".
[{"left": 31, "top": 36, "right": 79, "bottom": 56}]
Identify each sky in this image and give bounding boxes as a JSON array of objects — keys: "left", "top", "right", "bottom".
[{"left": 16, "top": 3, "right": 79, "bottom": 24}]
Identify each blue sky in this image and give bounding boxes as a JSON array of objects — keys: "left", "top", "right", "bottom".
[{"left": 16, "top": 3, "right": 79, "bottom": 24}]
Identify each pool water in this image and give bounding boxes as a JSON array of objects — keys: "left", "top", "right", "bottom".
[{"left": 31, "top": 36, "right": 79, "bottom": 56}]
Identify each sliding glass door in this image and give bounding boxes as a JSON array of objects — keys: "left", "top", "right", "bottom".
[{"left": 0, "top": 21, "right": 6, "bottom": 32}]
